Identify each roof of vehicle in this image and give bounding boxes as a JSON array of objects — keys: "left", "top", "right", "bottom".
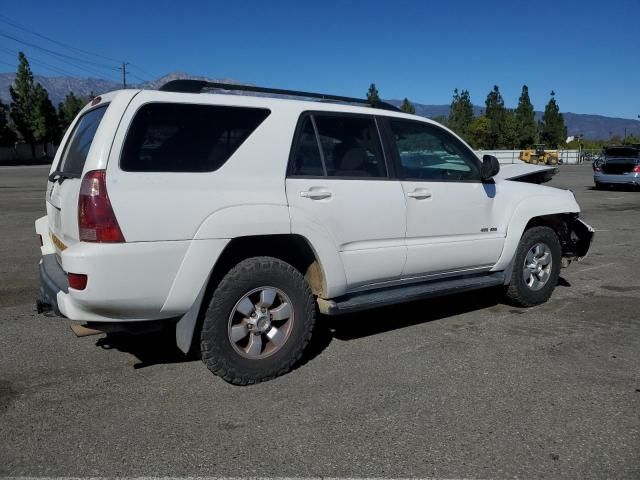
[
  {"left": 91, "top": 82, "right": 456, "bottom": 145},
  {"left": 137, "top": 80, "right": 443, "bottom": 129},
  {"left": 158, "top": 79, "right": 402, "bottom": 112}
]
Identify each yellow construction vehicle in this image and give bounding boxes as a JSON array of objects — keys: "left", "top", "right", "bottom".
[{"left": 519, "top": 144, "right": 560, "bottom": 165}]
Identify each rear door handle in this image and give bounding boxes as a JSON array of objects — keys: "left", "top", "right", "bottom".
[
  {"left": 300, "top": 189, "right": 332, "bottom": 200},
  {"left": 407, "top": 189, "right": 432, "bottom": 199}
]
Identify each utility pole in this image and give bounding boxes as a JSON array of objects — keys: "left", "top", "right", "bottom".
[{"left": 119, "top": 62, "right": 129, "bottom": 89}]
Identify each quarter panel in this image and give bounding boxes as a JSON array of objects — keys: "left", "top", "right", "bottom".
[{"left": 106, "top": 91, "right": 298, "bottom": 242}]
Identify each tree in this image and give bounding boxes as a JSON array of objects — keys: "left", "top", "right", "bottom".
[
  {"left": 501, "top": 110, "right": 520, "bottom": 149},
  {"left": 467, "top": 115, "right": 491, "bottom": 149},
  {"left": 539, "top": 90, "right": 567, "bottom": 148},
  {"left": 484, "top": 85, "right": 506, "bottom": 149},
  {"left": 431, "top": 115, "right": 448, "bottom": 126},
  {"left": 0, "top": 99, "right": 17, "bottom": 147},
  {"left": 33, "top": 83, "right": 60, "bottom": 155},
  {"left": 400, "top": 97, "right": 415, "bottom": 114},
  {"left": 515, "top": 85, "right": 537, "bottom": 148},
  {"left": 366, "top": 83, "right": 380, "bottom": 107},
  {"left": 58, "top": 92, "right": 85, "bottom": 132},
  {"left": 9, "top": 52, "right": 38, "bottom": 158},
  {"left": 448, "top": 88, "right": 474, "bottom": 139}
]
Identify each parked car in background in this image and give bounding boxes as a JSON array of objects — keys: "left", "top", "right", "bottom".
[{"left": 593, "top": 146, "right": 640, "bottom": 189}]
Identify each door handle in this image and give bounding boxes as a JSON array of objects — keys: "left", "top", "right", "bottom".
[
  {"left": 300, "top": 189, "right": 332, "bottom": 200},
  {"left": 407, "top": 189, "right": 432, "bottom": 199}
]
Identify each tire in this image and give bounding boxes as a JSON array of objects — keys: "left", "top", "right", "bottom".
[
  {"left": 594, "top": 182, "right": 603, "bottom": 190},
  {"left": 200, "top": 256, "right": 315, "bottom": 385},
  {"left": 504, "top": 226, "right": 562, "bottom": 307}
]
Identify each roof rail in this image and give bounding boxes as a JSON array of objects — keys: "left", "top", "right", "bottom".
[{"left": 158, "top": 79, "right": 401, "bottom": 112}]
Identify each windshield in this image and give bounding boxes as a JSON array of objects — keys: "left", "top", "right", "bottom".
[{"left": 57, "top": 105, "right": 109, "bottom": 176}]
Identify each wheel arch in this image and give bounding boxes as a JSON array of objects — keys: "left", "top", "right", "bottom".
[
  {"left": 208, "top": 234, "right": 328, "bottom": 297},
  {"left": 493, "top": 193, "right": 581, "bottom": 273},
  {"left": 175, "top": 233, "right": 328, "bottom": 354}
]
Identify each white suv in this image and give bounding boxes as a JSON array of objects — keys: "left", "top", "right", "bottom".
[{"left": 36, "top": 80, "right": 594, "bottom": 384}]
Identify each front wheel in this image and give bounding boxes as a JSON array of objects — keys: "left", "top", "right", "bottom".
[
  {"left": 200, "top": 256, "right": 316, "bottom": 385},
  {"left": 504, "top": 226, "right": 562, "bottom": 307}
]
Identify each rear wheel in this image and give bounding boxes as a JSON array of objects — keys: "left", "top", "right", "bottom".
[
  {"left": 504, "top": 226, "right": 561, "bottom": 307},
  {"left": 200, "top": 256, "right": 315, "bottom": 385}
]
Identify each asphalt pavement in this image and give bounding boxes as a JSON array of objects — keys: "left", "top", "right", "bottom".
[{"left": 0, "top": 164, "right": 638, "bottom": 478}]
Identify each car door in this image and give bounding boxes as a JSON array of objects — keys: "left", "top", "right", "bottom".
[
  {"left": 286, "top": 113, "right": 407, "bottom": 291},
  {"left": 384, "top": 118, "right": 505, "bottom": 277}
]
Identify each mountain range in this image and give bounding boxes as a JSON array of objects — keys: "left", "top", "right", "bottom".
[{"left": 1, "top": 71, "right": 638, "bottom": 140}]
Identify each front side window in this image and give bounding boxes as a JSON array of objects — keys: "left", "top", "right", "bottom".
[
  {"left": 121, "top": 103, "right": 270, "bottom": 172},
  {"left": 314, "top": 114, "right": 387, "bottom": 178},
  {"left": 58, "top": 105, "right": 108, "bottom": 176},
  {"left": 389, "top": 119, "right": 480, "bottom": 181}
]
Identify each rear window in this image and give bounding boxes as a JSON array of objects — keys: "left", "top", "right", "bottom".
[
  {"left": 58, "top": 105, "right": 108, "bottom": 176},
  {"left": 120, "top": 103, "right": 270, "bottom": 172}
]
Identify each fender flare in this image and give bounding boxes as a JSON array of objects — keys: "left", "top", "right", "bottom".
[{"left": 493, "top": 193, "right": 580, "bottom": 272}]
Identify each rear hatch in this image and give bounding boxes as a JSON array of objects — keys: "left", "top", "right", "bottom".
[
  {"left": 601, "top": 158, "right": 639, "bottom": 174},
  {"left": 47, "top": 104, "right": 110, "bottom": 259}
]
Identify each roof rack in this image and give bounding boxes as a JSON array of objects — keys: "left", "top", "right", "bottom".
[{"left": 158, "top": 79, "right": 401, "bottom": 112}]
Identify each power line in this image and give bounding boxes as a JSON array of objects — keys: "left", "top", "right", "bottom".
[
  {"left": 0, "top": 46, "right": 81, "bottom": 77},
  {"left": 0, "top": 38, "right": 122, "bottom": 82},
  {"left": 128, "top": 62, "right": 158, "bottom": 80},
  {"left": 0, "top": 58, "right": 16, "bottom": 69},
  {"left": 127, "top": 71, "right": 150, "bottom": 84},
  {"left": 0, "top": 14, "right": 160, "bottom": 82},
  {"left": 0, "top": 13, "right": 122, "bottom": 64},
  {"left": 0, "top": 30, "right": 119, "bottom": 71}
]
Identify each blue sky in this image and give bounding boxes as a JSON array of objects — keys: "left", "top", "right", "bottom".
[{"left": 1, "top": 0, "right": 639, "bottom": 119}]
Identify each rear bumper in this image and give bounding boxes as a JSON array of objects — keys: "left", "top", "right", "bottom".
[
  {"left": 37, "top": 254, "right": 68, "bottom": 317},
  {"left": 594, "top": 172, "right": 640, "bottom": 185},
  {"left": 35, "top": 216, "right": 229, "bottom": 323}
]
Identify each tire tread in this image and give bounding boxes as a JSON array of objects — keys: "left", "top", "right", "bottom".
[
  {"left": 200, "top": 256, "right": 315, "bottom": 385},
  {"left": 504, "top": 226, "right": 561, "bottom": 308}
]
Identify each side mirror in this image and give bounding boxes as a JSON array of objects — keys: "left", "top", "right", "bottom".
[{"left": 481, "top": 155, "right": 500, "bottom": 181}]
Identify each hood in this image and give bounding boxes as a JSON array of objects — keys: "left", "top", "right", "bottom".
[{"left": 495, "top": 164, "right": 558, "bottom": 184}]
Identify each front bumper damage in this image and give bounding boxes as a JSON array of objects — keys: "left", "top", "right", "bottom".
[{"left": 558, "top": 215, "right": 595, "bottom": 265}]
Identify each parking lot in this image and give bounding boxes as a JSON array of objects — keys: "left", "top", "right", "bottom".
[{"left": 0, "top": 164, "right": 638, "bottom": 478}]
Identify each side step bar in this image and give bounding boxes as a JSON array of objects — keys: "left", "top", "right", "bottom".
[{"left": 318, "top": 272, "right": 505, "bottom": 315}]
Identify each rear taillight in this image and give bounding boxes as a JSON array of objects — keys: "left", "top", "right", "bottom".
[
  {"left": 594, "top": 167, "right": 601, "bottom": 172},
  {"left": 633, "top": 165, "right": 640, "bottom": 173},
  {"left": 78, "top": 170, "right": 124, "bottom": 242},
  {"left": 68, "top": 273, "right": 88, "bottom": 290}
]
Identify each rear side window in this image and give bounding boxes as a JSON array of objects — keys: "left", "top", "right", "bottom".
[
  {"left": 289, "top": 113, "right": 387, "bottom": 178},
  {"left": 315, "top": 115, "right": 386, "bottom": 178},
  {"left": 58, "top": 105, "right": 108, "bottom": 176},
  {"left": 290, "top": 117, "right": 325, "bottom": 176},
  {"left": 121, "top": 103, "right": 270, "bottom": 172}
]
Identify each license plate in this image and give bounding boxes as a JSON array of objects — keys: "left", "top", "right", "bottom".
[{"left": 51, "top": 233, "right": 67, "bottom": 252}]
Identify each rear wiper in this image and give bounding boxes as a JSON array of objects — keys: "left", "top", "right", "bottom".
[{"left": 48, "top": 171, "right": 80, "bottom": 184}]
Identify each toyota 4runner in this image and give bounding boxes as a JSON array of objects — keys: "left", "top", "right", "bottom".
[{"left": 36, "top": 80, "right": 594, "bottom": 384}]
